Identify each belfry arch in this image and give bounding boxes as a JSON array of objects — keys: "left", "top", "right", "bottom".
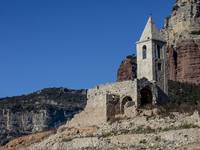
[
  {"left": 140, "top": 86, "right": 152, "bottom": 106},
  {"left": 142, "top": 45, "right": 147, "bottom": 59}
]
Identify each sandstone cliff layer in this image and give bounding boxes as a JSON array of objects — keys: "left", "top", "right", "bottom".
[
  {"left": 160, "top": 0, "right": 200, "bottom": 83},
  {"left": 168, "top": 39, "right": 200, "bottom": 83}
]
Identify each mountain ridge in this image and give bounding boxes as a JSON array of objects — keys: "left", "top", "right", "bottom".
[{"left": 0, "top": 87, "right": 87, "bottom": 146}]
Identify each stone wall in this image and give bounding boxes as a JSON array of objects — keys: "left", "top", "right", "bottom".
[
  {"left": 137, "top": 40, "right": 154, "bottom": 80},
  {"left": 66, "top": 94, "right": 107, "bottom": 128},
  {"left": 87, "top": 80, "right": 137, "bottom": 102},
  {"left": 65, "top": 78, "right": 168, "bottom": 128},
  {"left": 66, "top": 80, "right": 139, "bottom": 128}
]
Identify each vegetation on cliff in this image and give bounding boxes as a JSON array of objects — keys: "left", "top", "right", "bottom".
[
  {"left": 0, "top": 88, "right": 87, "bottom": 146},
  {"left": 0, "top": 87, "right": 87, "bottom": 112},
  {"left": 165, "top": 80, "right": 200, "bottom": 113},
  {"left": 168, "top": 80, "right": 200, "bottom": 105}
]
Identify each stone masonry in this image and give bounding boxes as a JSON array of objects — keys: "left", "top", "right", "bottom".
[{"left": 66, "top": 16, "right": 168, "bottom": 128}]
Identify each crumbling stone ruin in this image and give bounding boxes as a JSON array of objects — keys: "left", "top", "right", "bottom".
[{"left": 67, "top": 16, "right": 168, "bottom": 128}]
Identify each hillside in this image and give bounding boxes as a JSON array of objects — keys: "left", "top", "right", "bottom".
[
  {"left": 1, "top": 106, "right": 200, "bottom": 150},
  {"left": 1, "top": 80, "right": 200, "bottom": 150},
  {"left": 2, "top": 0, "right": 200, "bottom": 149},
  {"left": 0, "top": 87, "right": 87, "bottom": 146}
]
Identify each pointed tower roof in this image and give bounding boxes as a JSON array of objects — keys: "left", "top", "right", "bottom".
[{"left": 139, "top": 16, "right": 165, "bottom": 42}]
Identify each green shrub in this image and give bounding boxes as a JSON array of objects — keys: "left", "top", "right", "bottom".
[
  {"left": 62, "top": 138, "right": 72, "bottom": 142},
  {"left": 139, "top": 139, "right": 147, "bottom": 144},
  {"left": 168, "top": 80, "right": 200, "bottom": 114}
]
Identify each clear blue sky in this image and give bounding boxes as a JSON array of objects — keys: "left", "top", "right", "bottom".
[{"left": 0, "top": 0, "right": 175, "bottom": 98}]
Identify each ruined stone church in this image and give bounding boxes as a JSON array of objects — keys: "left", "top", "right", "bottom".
[{"left": 67, "top": 16, "right": 168, "bottom": 128}]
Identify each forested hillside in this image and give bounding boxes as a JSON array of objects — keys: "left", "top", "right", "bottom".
[
  {"left": 0, "top": 88, "right": 87, "bottom": 112},
  {"left": 166, "top": 80, "right": 200, "bottom": 113},
  {"left": 168, "top": 80, "right": 200, "bottom": 105}
]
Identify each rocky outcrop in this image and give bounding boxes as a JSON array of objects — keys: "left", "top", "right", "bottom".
[
  {"left": 61, "top": 126, "right": 98, "bottom": 136},
  {"left": 0, "top": 88, "right": 87, "bottom": 146},
  {"left": 0, "top": 108, "right": 71, "bottom": 134},
  {"left": 160, "top": 0, "right": 200, "bottom": 47},
  {"left": 4, "top": 110, "right": 200, "bottom": 150},
  {"left": 117, "top": 55, "right": 137, "bottom": 82},
  {"left": 118, "top": 0, "right": 200, "bottom": 84},
  {"left": 0, "top": 130, "right": 56, "bottom": 150},
  {"left": 160, "top": 0, "right": 200, "bottom": 83},
  {"left": 168, "top": 39, "right": 200, "bottom": 83}
]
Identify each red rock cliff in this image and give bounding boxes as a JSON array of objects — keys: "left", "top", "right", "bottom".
[
  {"left": 118, "top": 0, "right": 200, "bottom": 84},
  {"left": 160, "top": 0, "right": 200, "bottom": 84},
  {"left": 117, "top": 56, "right": 137, "bottom": 82},
  {"left": 169, "top": 39, "right": 200, "bottom": 83}
]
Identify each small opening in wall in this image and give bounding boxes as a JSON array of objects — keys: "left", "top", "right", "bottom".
[
  {"left": 156, "top": 45, "right": 161, "bottom": 58},
  {"left": 143, "top": 45, "right": 147, "bottom": 59},
  {"left": 96, "top": 86, "right": 99, "bottom": 90},
  {"left": 158, "top": 63, "right": 161, "bottom": 71}
]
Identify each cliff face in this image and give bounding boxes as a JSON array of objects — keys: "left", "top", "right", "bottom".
[
  {"left": 0, "top": 88, "right": 87, "bottom": 146},
  {"left": 0, "top": 108, "right": 69, "bottom": 146},
  {"left": 160, "top": 0, "right": 200, "bottom": 83},
  {"left": 117, "top": 55, "right": 137, "bottom": 82},
  {"left": 168, "top": 39, "right": 200, "bottom": 83},
  {"left": 160, "top": 0, "right": 200, "bottom": 47},
  {"left": 118, "top": 0, "right": 200, "bottom": 84}
]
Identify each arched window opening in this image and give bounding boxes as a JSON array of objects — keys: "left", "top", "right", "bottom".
[
  {"left": 158, "top": 63, "right": 161, "bottom": 71},
  {"left": 140, "top": 87, "right": 152, "bottom": 106},
  {"left": 156, "top": 45, "right": 160, "bottom": 58},
  {"left": 121, "top": 96, "right": 133, "bottom": 114},
  {"left": 143, "top": 45, "right": 147, "bottom": 59}
]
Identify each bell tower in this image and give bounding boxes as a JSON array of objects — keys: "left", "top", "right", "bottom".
[{"left": 136, "top": 16, "right": 168, "bottom": 102}]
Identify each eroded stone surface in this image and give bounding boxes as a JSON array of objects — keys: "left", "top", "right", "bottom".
[
  {"left": 3, "top": 111, "right": 200, "bottom": 150},
  {"left": 0, "top": 130, "right": 55, "bottom": 150},
  {"left": 160, "top": 0, "right": 200, "bottom": 84},
  {"left": 117, "top": 57, "right": 137, "bottom": 82},
  {"left": 168, "top": 39, "right": 200, "bottom": 83}
]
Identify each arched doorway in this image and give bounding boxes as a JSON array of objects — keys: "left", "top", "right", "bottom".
[
  {"left": 140, "top": 87, "right": 152, "bottom": 106},
  {"left": 121, "top": 96, "right": 133, "bottom": 114}
]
